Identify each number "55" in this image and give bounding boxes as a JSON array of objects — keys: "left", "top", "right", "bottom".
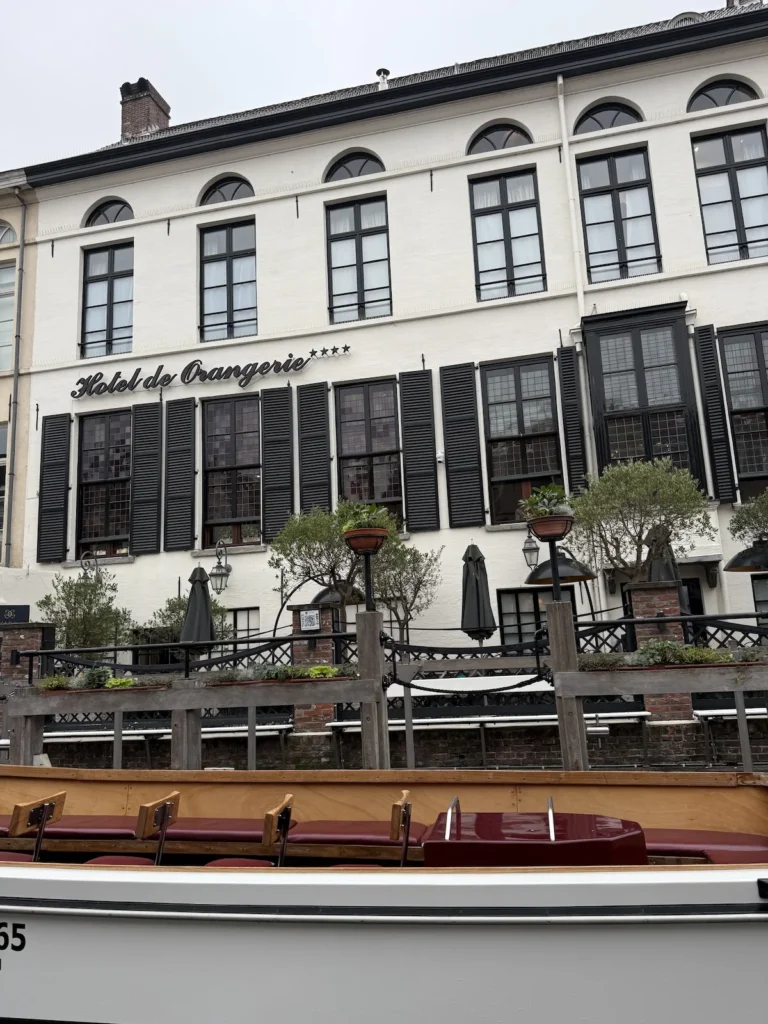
[{"left": 0, "top": 923, "right": 26, "bottom": 951}]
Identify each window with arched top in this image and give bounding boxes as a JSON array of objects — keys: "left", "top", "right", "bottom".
[
  {"left": 688, "top": 79, "right": 759, "bottom": 113},
  {"left": 468, "top": 124, "right": 532, "bottom": 155},
  {"left": 0, "top": 222, "right": 17, "bottom": 245},
  {"left": 200, "top": 177, "right": 255, "bottom": 205},
  {"left": 86, "top": 201, "right": 134, "bottom": 227},
  {"left": 574, "top": 104, "right": 642, "bottom": 135},
  {"left": 325, "top": 152, "right": 385, "bottom": 182}
]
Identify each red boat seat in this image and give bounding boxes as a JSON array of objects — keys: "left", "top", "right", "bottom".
[
  {"left": 287, "top": 820, "right": 427, "bottom": 846},
  {"left": 205, "top": 858, "right": 274, "bottom": 868},
  {"left": 45, "top": 816, "right": 139, "bottom": 840},
  {"left": 0, "top": 815, "right": 9, "bottom": 838},
  {"left": 86, "top": 855, "right": 155, "bottom": 866},
  {"left": 166, "top": 817, "right": 292, "bottom": 843},
  {"left": 0, "top": 852, "right": 34, "bottom": 863},
  {"left": 644, "top": 829, "right": 768, "bottom": 864}
]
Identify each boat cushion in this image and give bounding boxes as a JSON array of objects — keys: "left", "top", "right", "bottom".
[
  {"left": 86, "top": 855, "right": 154, "bottom": 866},
  {"left": 205, "top": 858, "right": 274, "bottom": 868},
  {"left": 644, "top": 828, "right": 768, "bottom": 864},
  {"left": 287, "top": 820, "right": 427, "bottom": 846},
  {"left": 166, "top": 817, "right": 280, "bottom": 842},
  {"left": 45, "top": 816, "right": 138, "bottom": 840},
  {"left": 0, "top": 815, "right": 9, "bottom": 838},
  {"left": 0, "top": 852, "right": 34, "bottom": 862}
]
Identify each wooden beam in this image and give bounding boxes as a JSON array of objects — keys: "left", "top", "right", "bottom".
[
  {"left": 556, "top": 664, "right": 768, "bottom": 697},
  {"left": 247, "top": 706, "right": 257, "bottom": 771},
  {"left": 112, "top": 710, "right": 123, "bottom": 770},
  {"left": 734, "top": 690, "right": 754, "bottom": 773},
  {"left": 357, "top": 610, "right": 387, "bottom": 769},
  {"left": 397, "top": 656, "right": 543, "bottom": 682},
  {"left": 547, "top": 602, "right": 588, "bottom": 771}
]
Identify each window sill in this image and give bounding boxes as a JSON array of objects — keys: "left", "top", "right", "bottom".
[
  {"left": 62, "top": 555, "right": 135, "bottom": 568},
  {"left": 192, "top": 545, "right": 267, "bottom": 557},
  {"left": 485, "top": 523, "right": 527, "bottom": 532}
]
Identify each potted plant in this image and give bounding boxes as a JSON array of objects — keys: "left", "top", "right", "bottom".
[
  {"left": 518, "top": 484, "right": 574, "bottom": 541},
  {"left": 342, "top": 504, "right": 392, "bottom": 554}
]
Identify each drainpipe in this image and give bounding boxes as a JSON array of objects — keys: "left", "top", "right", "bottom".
[{"left": 5, "top": 188, "right": 27, "bottom": 567}]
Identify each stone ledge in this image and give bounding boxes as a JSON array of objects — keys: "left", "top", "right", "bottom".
[
  {"left": 62, "top": 555, "right": 135, "bottom": 568},
  {"left": 191, "top": 545, "right": 267, "bottom": 557},
  {"left": 485, "top": 523, "right": 526, "bottom": 532}
]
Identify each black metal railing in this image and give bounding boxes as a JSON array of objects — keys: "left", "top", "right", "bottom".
[{"left": 575, "top": 613, "right": 768, "bottom": 655}]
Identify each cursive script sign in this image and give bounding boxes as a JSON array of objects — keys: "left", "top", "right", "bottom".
[{"left": 71, "top": 353, "right": 309, "bottom": 399}]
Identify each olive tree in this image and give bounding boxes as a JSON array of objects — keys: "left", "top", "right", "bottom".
[
  {"left": 36, "top": 566, "right": 135, "bottom": 650},
  {"left": 729, "top": 490, "right": 768, "bottom": 546}
]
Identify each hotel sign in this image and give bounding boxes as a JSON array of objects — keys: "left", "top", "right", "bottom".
[{"left": 71, "top": 352, "right": 312, "bottom": 399}]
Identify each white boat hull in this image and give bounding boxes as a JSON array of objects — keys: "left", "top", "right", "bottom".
[{"left": 1, "top": 864, "right": 767, "bottom": 1023}]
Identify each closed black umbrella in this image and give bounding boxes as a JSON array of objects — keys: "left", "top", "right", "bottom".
[
  {"left": 180, "top": 567, "right": 216, "bottom": 644},
  {"left": 461, "top": 544, "right": 497, "bottom": 644}
]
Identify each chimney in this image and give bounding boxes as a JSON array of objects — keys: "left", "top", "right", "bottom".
[{"left": 120, "top": 78, "right": 170, "bottom": 141}]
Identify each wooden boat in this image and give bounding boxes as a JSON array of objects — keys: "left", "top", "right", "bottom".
[{"left": 1, "top": 765, "right": 768, "bottom": 1024}]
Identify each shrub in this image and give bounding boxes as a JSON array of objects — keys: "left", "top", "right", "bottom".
[
  {"left": 309, "top": 665, "right": 339, "bottom": 678},
  {"left": 105, "top": 677, "right": 136, "bottom": 689},
  {"left": 678, "top": 646, "right": 733, "bottom": 665},
  {"left": 39, "top": 675, "right": 72, "bottom": 691},
  {"left": 733, "top": 647, "right": 768, "bottom": 663},
  {"left": 208, "top": 668, "right": 243, "bottom": 683},
  {"left": 625, "top": 640, "right": 687, "bottom": 667},
  {"left": 83, "top": 665, "right": 112, "bottom": 689},
  {"left": 250, "top": 664, "right": 313, "bottom": 681},
  {"left": 577, "top": 652, "right": 626, "bottom": 672}
]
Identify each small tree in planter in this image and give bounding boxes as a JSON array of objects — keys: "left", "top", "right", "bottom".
[
  {"left": 373, "top": 544, "right": 444, "bottom": 643},
  {"left": 568, "top": 459, "right": 713, "bottom": 584},
  {"left": 729, "top": 490, "right": 768, "bottom": 549},
  {"left": 37, "top": 567, "right": 135, "bottom": 651}
]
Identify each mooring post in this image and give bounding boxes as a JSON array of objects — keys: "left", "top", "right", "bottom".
[
  {"left": 548, "top": 601, "right": 589, "bottom": 771},
  {"left": 356, "top": 610, "right": 389, "bottom": 769}
]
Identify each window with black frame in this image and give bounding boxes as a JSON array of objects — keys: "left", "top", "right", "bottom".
[
  {"left": 692, "top": 126, "right": 768, "bottom": 265},
  {"left": 204, "top": 397, "right": 261, "bottom": 546},
  {"left": 327, "top": 198, "right": 391, "bottom": 323},
  {"left": 578, "top": 150, "right": 661, "bottom": 283},
  {"left": 200, "top": 221, "right": 257, "bottom": 341},
  {"left": 0, "top": 422, "right": 6, "bottom": 540},
  {"left": 81, "top": 244, "right": 133, "bottom": 358},
  {"left": 481, "top": 359, "right": 561, "bottom": 523},
  {"left": 77, "top": 411, "right": 132, "bottom": 557},
  {"left": 752, "top": 576, "right": 768, "bottom": 630},
  {"left": 498, "top": 588, "right": 572, "bottom": 648},
  {"left": 336, "top": 379, "right": 402, "bottom": 520},
  {"left": 470, "top": 171, "right": 546, "bottom": 300},
  {"left": 587, "top": 316, "right": 700, "bottom": 477},
  {"left": 720, "top": 325, "right": 768, "bottom": 498}
]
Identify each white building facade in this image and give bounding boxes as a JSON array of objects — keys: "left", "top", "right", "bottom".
[{"left": 10, "top": 2, "right": 768, "bottom": 645}]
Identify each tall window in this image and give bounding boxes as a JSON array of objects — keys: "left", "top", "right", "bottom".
[
  {"left": 470, "top": 172, "right": 546, "bottom": 300},
  {"left": 693, "top": 127, "right": 768, "bottom": 264},
  {"left": 204, "top": 397, "right": 261, "bottom": 547},
  {"left": 81, "top": 244, "right": 133, "bottom": 358},
  {"left": 587, "top": 316, "right": 700, "bottom": 477},
  {"left": 499, "top": 588, "right": 572, "bottom": 647},
  {"left": 200, "top": 221, "right": 257, "bottom": 341},
  {"left": 720, "top": 325, "right": 768, "bottom": 499},
  {"left": 327, "top": 198, "right": 391, "bottom": 323},
  {"left": 0, "top": 264, "right": 15, "bottom": 370},
  {"left": 336, "top": 379, "right": 402, "bottom": 519},
  {"left": 229, "top": 607, "right": 260, "bottom": 641},
  {"left": 0, "top": 423, "right": 7, "bottom": 539},
  {"left": 752, "top": 577, "right": 768, "bottom": 630},
  {"left": 481, "top": 359, "right": 561, "bottom": 523},
  {"left": 578, "top": 150, "right": 661, "bottom": 282},
  {"left": 78, "top": 411, "right": 132, "bottom": 557}
]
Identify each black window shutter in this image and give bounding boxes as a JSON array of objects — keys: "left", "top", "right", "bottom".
[
  {"left": 557, "top": 346, "right": 588, "bottom": 492},
  {"left": 37, "top": 414, "right": 71, "bottom": 563},
  {"left": 695, "top": 324, "right": 736, "bottom": 501},
  {"left": 400, "top": 369, "right": 440, "bottom": 531},
  {"left": 164, "top": 398, "right": 196, "bottom": 551},
  {"left": 297, "top": 382, "right": 331, "bottom": 513},
  {"left": 439, "top": 363, "right": 485, "bottom": 527},
  {"left": 130, "top": 403, "right": 162, "bottom": 555},
  {"left": 262, "top": 387, "right": 294, "bottom": 541}
]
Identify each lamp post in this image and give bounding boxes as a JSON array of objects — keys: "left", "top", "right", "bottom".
[
  {"left": 523, "top": 532, "right": 540, "bottom": 571},
  {"left": 343, "top": 527, "right": 389, "bottom": 611},
  {"left": 527, "top": 517, "right": 574, "bottom": 602},
  {"left": 79, "top": 551, "right": 100, "bottom": 577},
  {"left": 209, "top": 539, "right": 232, "bottom": 595}
]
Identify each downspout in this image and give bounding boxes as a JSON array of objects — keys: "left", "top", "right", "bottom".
[{"left": 5, "top": 188, "right": 27, "bottom": 567}]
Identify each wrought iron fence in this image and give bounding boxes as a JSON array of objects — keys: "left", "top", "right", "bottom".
[{"left": 575, "top": 613, "right": 768, "bottom": 655}]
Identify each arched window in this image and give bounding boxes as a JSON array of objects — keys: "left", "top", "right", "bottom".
[
  {"left": 86, "top": 201, "right": 134, "bottom": 227},
  {"left": 0, "top": 222, "right": 17, "bottom": 245},
  {"left": 325, "top": 152, "right": 385, "bottom": 182},
  {"left": 574, "top": 104, "right": 642, "bottom": 135},
  {"left": 468, "top": 123, "right": 532, "bottom": 155},
  {"left": 200, "top": 177, "right": 254, "bottom": 205},
  {"left": 688, "top": 79, "right": 759, "bottom": 113}
]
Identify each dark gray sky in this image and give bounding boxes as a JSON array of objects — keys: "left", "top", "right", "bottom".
[{"left": 2, "top": 0, "right": 718, "bottom": 169}]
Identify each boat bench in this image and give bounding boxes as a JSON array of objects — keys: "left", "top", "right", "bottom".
[{"left": 644, "top": 828, "right": 768, "bottom": 864}]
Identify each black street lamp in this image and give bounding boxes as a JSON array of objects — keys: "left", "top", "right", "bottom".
[
  {"left": 724, "top": 539, "right": 768, "bottom": 573},
  {"left": 526, "top": 515, "right": 574, "bottom": 602},
  {"left": 522, "top": 532, "right": 540, "bottom": 570},
  {"left": 209, "top": 539, "right": 232, "bottom": 595}
]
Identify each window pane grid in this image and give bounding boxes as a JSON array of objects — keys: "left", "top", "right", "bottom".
[
  {"left": 578, "top": 151, "right": 662, "bottom": 283},
  {"left": 204, "top": 398, "right": 261, "bottom": 545},
  {"left": 0, "top": 264, "right": 15, "bottom": 371},
  {"left": 327, "top": 200, "right": 391, "bottom": 323},
  {"left": 471, "top": 173, "right": 547, "bottom": 301},
  {"left": 78, "top": 412, "right": 132, "bottom": 556},
  {"left": 200, "top": 222, "right": 257, "bottom": 341},
  {"left": 336, "top": 380, "right": 402, "bottom": 518},
  {"left": 81, "top": 245, "right": 134, "bottom": 359},
  {"left": 722, "top": 328, "right": 768, "bottom": 490}
]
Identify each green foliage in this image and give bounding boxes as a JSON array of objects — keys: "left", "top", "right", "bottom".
[
  {"left": 732, "top": 647, "right": 768, "bottom": 663},
  {"left": 577, "top": 652, "right": 626, "bottom": 672},
  {"left": 579, "top": 641, "right": 735, "bottom": 670},
  {"left": 341, "top": 503, "right": 394, "bottom": 532},
  {"left": 143, "top": 595, "right": 233, "bottom": 644},
  {"left": 83, "top": 665, "right": 112, "bottom": 689},
  {"left": 208, "top": 668, "right": 242, "bottom": 683},
  {"left": 105, "top": 677, "right": 137, "bottom": 689},
  {"left": 36, "top": 568, "right": 135, "bottom": 651},
  {"left": 308, "top": 665, "right": 338, "bottom": 678},
  {"left": 569, "top": 459, "right": 713, "bottom": 583},
  {"left": 243, "top": 664, "right": 348, "bottom": 681},
  {"left": 517, "top": 484, "right": 572, "bottom": 521},
  {"left": 39, "top": 675, "right": 72, "bottom": 691},
  {"left": 729, "top": 491, "right": 768, "bottom": 545},
  {"left": 373, "top": 544, "right": 443, "bottom": 642},
  {"left": 677, "top": 646, "right": 733, "bottom": 664}
]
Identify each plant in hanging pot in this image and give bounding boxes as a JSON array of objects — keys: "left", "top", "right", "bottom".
[
  {"left": 342, "top": 504, "right": 393, "bottom": 554},
  {"left": 518, "top": 484, "right": 574, "bottom": 541}
]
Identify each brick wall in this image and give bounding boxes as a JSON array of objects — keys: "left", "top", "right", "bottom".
[
  {"left": 290, "top": 603, "right": 336, "bottom": 732},
  {"left": 626, "top": 582, "right": 692, "bottom": 721},
  {"left": 0, "top": 624, "right": 47, "bottom": 737},
  {"left": 120, "top": 79, "right": 170, "bottom": 139}
]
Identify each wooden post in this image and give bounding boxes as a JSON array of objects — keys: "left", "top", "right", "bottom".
[
  {"left": 356, "top": 610, "right": 388, "bottom": 769},
  {"left": 548, "top": 601, "right": 589, "bottom": 771},
  {"left": 403, "top": 685, "right": 416, "bottom": 769},
  {"left": 733, "top": 689, "right": 754, "bottom": 772},
  {"left": 112, "top": 710, "right": 123, "bottom": 770},
  {"left": 171, "top": 709, "right": 202, "bottom": 770},
  {"left": 8, "top": 715, "right": 45, "bottom": 766},
  {"left": 247, "top": 706, "right": 257, "bottom": 771}
]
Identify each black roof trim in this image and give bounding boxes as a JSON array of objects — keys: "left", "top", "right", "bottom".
[{"left": 26, "top": 9, "right": 768, "bottom": 188}]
